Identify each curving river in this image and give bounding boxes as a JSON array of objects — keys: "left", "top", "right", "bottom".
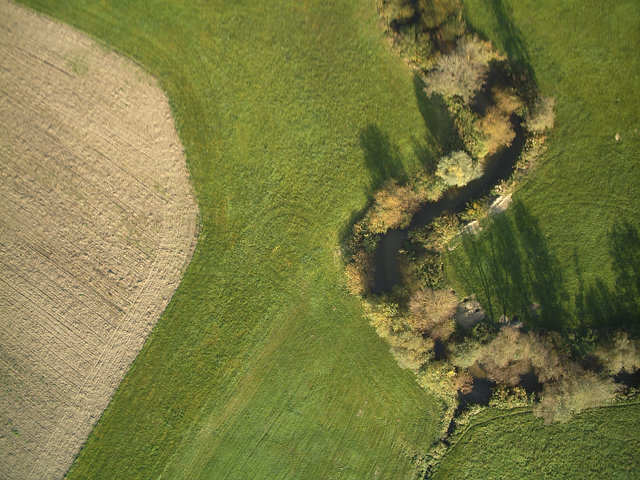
[{"left": 372, "top": 119, "right": 525, "bottom": 294}]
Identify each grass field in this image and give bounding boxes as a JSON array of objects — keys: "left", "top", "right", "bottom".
[
  {"left": 14, "top": 0, "right": 640, "bottom": 478},
  {"left": 446, "top": 0, "right": 640, "bottom": 329},
  {"left": 16, "top": 0, "right": 449, "bottom": 478},
  {"left": 432, "top": 403, "right": 640, "bottom": 480}
]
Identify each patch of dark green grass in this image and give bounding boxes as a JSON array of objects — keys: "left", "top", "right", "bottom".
[{"left": 432, "top": 403, "right": 640, "bottom": 480}]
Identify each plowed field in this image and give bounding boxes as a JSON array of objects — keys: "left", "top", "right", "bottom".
[{"left": 0, "top": 1, "right": 198, "bottom": 477}]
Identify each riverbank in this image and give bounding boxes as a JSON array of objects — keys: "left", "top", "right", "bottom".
[{"left": 373, "top": 118, "right": 524, "bottom": 293}]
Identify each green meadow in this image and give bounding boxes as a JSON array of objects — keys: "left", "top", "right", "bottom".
[
  {"left": 433, "top": 403, "right": 640, "bottom": 480},
  {"left": 446, "top": 0, "right": 640, "bottom": 329},
  {"left": 19, "top": 0, "right": 448, "bottom": 478}
]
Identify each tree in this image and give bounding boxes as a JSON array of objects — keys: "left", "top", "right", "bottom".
[
  {"left": 408, "top": 287, "right": 458, "bottom": 340},
  {"left": 479, "top": 107, "right": 515, "bottom": 155},
  {"left": 477, "top": 87, "right": 522, "bottom": 155},
  {"left": 525, "top": 95, "right": 556, "bottom": 134},
  {"left": 378, "top": 0, "right": 465, "bottom": 69},
  {"left": 596, "top": 331, "right": 640, "bottom": 375},
  {"left": 436, "top": 151, "right": 483, "bottom": 187},
  {"left": 424, "top": 35, "right": 498, "bottom": 103},
  {"left": 368, "top": 180, "right": 421, "bottom": 233},
  {"left": 479, "top": 326, "right": 617, "bottom": 423}
]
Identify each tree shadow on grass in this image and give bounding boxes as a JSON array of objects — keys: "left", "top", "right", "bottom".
[
  {"left": 355, "top": 75, "right": 461, "bottom": 201},
  {"left": 450, "top": 200, "right": 567, "bottom": 328},
  {"left": 412, "top": 73, "right": 460, "bottom": 158},
  {"left": 359, "top": 124, "right": 408, "bottom": 195},
  {"left": 338, "top": 125, "right": 409, "bottom": 251},
  {"left": 609, "top": 221, "right": 640, "bottom": 317},
  {"left": 340, "top": 74, "right": 460, "bottom": 255},
  {"left": 464, "top": 0, "right": 536, "bottom": 83},
  {"left": 360, "top": 73, "right": 461, "bottom": 195},
  {"left": 453, "top": 213, "right": 640, "bottom": 330},
  {"left": 574, "top": 221, "right": 640, "bottom": 328}
]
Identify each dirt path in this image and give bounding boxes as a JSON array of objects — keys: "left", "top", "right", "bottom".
[{"left": 0, "top": 1, "right": 198, "bottom": 478}]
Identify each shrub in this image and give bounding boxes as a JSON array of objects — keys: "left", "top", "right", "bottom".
[
  {"left": 424, "top": 35, "right": 498, "bottom": 103},
  {"left": 410, "top": 211, "right": 460, "bottom": 252},
  {"left": 479, "top": 106, "right": 515, "bottom": 155},
  {"left": 389, "top": 331, "right": 435, "bottom": 370},
  {"left": 449, "top": 337, "right": 484, "bottom": 368},
  {"left": 516, "top": 134, "right": 548, "bottom": 172},
  {"left": 417, "top": 361, "right": 464, "bottom": 403},
  {"left": 364, "top": 298, "right": 402, "bottom": 333},
  {"left": 489, "top": 385, "right": 531, "bottom": 408},
  {"left": 368, "top": 180, "right": 421, "bottom": 233},
  {"left": 408, "top": 250, "right": 446, "bottom": 287},
  {"left": 408, "top": 287, "right": 458, "bottom": 340},
  {"left": 534, "top": 370, "right": 616, "bottom": 423},
  {"left": 454, "top": 368, "right": 474, "bottom": 394},
  {"left": 417, "top": 0, "right": 462, "bottom": 30},
  {"left": 364, "top": 298, "right": 436, "bottom": 371},
  {"left": 436, "top": 151, "right": 483, "bottom": 187},
  {"left": 345, "top": 250, "right": 373, "bottom": 296},
  {"left": 416, "top": 0, "right": 465, "bottom": 50},
  {"left": 493, "top": 86, "right": 523, "bottom": 115},
  {"left": 345, "top": 218, "right": 380, "bottom": 257},
  {"left": 460, "top": 198, "right": 490, "bottom": 222},
  {"left": 596, "top": 331, "right": 640, "bottom": 375},
  {"left": 454, "top": 106, "right": 489, "bottom": 159},
  {"left": 525, "top": 95, "right": 556, "bottom": 134}
]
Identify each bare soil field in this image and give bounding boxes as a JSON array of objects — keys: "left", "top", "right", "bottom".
[{"left": 0, "top": 1, "right": 198, "bottom": 478}]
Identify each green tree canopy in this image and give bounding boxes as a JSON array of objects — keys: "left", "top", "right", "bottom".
[{"left": 436, "top": 150, "right": 483, "bottom": 187}]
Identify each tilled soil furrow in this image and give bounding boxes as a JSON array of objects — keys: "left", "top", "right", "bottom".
[
  {"left": 0, "top": 117, "right": 162, "bottom": 230},
  {"left": 0, "top": 236, "right": 126, "bottom": 325},
  {"left": 0, "top": 176, "right": 157, "bottom": 275},
  {"left": 0, "top": 210, "right": 141, "bottom": 314},
  {"left": 0, "top": 268, "right": 104, "bottom": 359},
  {"left": 0, "top": 182, "right": 152, "bottom": 285},
  {"left": 0, "top": 46, "right": 173, "bottom": 202},
  {"left": 30, "top": 221, "right": 181, "bottom": 471},
  {"left": 0, "top": 322, "right": 84, "bottom": 388},
  {"left": 0, "top": 351, "right": 76, "bottom": 431}
]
